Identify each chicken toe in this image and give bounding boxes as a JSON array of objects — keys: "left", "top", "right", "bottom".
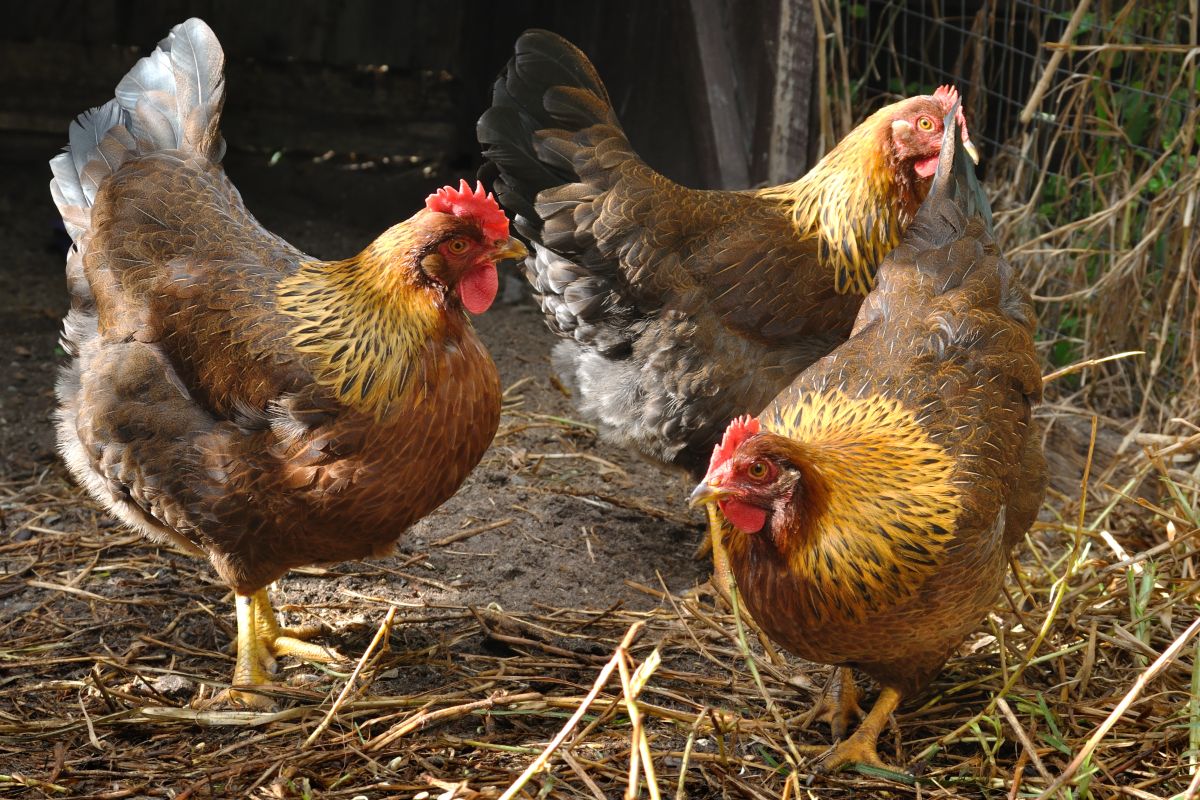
[
  {"left": 809, "top": 687, "right": 901, "bottom": 775},
  {"left": 809, "top": 668, "right": 865, "bottom": 740},
  {"left": 251, "top": 589, "right": 343, "bottom": 665},
  {"left": 204, "top": 591, "right": 342, "bottom": 710}
]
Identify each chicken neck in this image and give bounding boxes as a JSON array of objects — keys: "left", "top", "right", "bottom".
[{"left": 757, "top": 111, "right": 923, "bottom": 296}]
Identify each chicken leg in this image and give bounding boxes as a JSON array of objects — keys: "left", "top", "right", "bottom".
[
  {"left": 216, "top": 589, "right": 342, "bottom": 708},
  {"left": 810, "top": 686, "right": 901, "bottom": 773},
  {"left": 809, "top": 667, "right": 865, "bottom": 740}
]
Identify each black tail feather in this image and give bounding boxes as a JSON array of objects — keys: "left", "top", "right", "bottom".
[{"left": 477, "top": 29, "right": 625, "bottom": 235}]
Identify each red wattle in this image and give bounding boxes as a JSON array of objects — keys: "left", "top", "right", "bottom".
[
  {"left": 915, "top": 155, "right": 939, "bottom": 178},
  {"left": 459, "top": 262, "right": 498, "bottom": 315},
  {"left": 719, "top": 498, "right": 767, "bottom": 534}
]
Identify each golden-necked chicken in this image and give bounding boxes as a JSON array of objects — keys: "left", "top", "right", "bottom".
[
  {"left": 478, "top": 30, "right": 977, "bottom": 582},
  {"left": 51, "top": 18, "right": 525, "bottom": 706},
  {"left": 692, "top": 104, "right": 1045, "bottom": 772}
]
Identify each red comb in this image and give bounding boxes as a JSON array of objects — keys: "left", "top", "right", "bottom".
[
  {"left": 425, "top": 179, "right": 510, "bottom": 241},
  {"left": 933, "top": 85, "right": 972, "bottom": 146},
  {"left": 707, "top": 415, "right": 761, "bottom": 475},
  {"left": 933, "top": 85, "right": 958, "bottom": 106}
]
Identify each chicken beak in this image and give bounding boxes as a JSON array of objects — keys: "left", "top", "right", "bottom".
[
  {"left": 689, "top": 481, "right": 730, "bottom": 509},
  {"left": 963, "top": 137, "right": 980, "bottom": 165},
  {"left": 493, "top": 236, "right": 528, "bottom": 263}
]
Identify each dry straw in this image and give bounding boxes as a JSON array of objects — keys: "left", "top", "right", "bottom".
[
  {"left": 2, "top": 2, "right": 1199, "bottom": 798},
  {"left": 3, "top": 367, "right": 1199, "bottom": 798}
]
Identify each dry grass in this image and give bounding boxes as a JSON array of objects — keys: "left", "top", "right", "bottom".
[
  {"left": 2, "top": 4, "right": 1198, "bottom": 798},
  {"left": 2, "top": 410, "right": 1199, "bottom": 798}
]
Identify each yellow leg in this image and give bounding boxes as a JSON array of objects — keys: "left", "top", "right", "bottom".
[
  {"left": 810, "top": 686, "right": 902, "bottom": 773},
  {"left": 205, "top": 589, "right": 341, "bottom": 709},
  {"left": 250, "top": 588, "right": 341, "bottom": 664},
  {"left": 211, "top": 592, "right": 275, "bottom": 709},
  {"left": 808, "top": 668, "right": 865, "bottom": 740}
]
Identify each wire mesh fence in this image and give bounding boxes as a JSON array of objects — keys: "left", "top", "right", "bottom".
[{"left": 818, "top": 0, "right": 1199, "bottom": 436}]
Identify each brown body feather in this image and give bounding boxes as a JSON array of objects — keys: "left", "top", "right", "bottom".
[
  {"left": 479, "top": 30, "right": 959, "bottom": 478},
  {"left": 698, "top": 111, "right": 1045, "bottom": 768},
  {"left": 52, "top": 20, "right": 501, "bottom": 598}
]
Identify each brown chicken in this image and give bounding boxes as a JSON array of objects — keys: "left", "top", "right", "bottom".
[
  {"left": 50, "top": 19, "right": 526, "bottom": 706},
  {"left": 477, "top": 30, "right": 977, "bottom": 580},
  {"left": 690, "top": 105, "right": 1045, "bottom": 772}
]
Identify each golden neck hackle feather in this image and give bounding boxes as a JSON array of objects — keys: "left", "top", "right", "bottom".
[
  {"left": 278, "top": 230, "right": 459, "bottom": 419},
  {"left": 728, "top": 390, "right": 961, "bottom": 624},
  {"left": 757, "top": 107, "right": 917, "bottom": 296}
]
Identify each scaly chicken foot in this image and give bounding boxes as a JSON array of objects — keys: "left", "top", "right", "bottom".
[
  {"left": 250, "top": 588, "right": 341, "bottom": 668},
  {"left": 808, "top": 667, "right": 865, "bottom": 740},
  {"left": 208, "top": 590, "right": 342, "bottom": 709},
  {"left": 807, "top": 686, "right": 901, "bottom": 774}
]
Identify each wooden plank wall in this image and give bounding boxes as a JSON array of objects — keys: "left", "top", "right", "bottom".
[{"left": 3, "top": 0, "right": 815, "bottom": 189}]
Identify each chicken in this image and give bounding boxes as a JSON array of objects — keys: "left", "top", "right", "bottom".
[
  {"left": 477, "top": 30, "right": 977, "bottom": 583},
  {"left": 50, "top": 19, "right": 526, "bottom": 707},
  {"left": 689, "top": 103, "right": 1045, "bottom": 772}
]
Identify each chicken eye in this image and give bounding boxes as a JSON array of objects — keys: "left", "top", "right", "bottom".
[
  {"left": 917, "top": 116, "right": 935, "bottom": 132},
  {"left": 447, "top": 238, "right": 469, "bottom": 254},
  {"left": 747, "top": 461, "right": 769, "bottom": 480}
]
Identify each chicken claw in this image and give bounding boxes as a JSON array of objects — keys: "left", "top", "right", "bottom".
[
  {"left": 808, "top": 668, "right": 865, "bottom": 740},
  {"left": 250, "top": 588, "right": 342, "bottom": 667},
  {"left": 807, "top": 687, "right": 901, "bottom": 775},
  {"left": 205, "top": 590, "right": 343, "bottom": 709}
]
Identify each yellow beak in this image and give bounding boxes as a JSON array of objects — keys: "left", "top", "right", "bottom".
[
  {"left": 493, "top": 236, "right": 528, "bottom": 263},
  {"left": 688, "top": 481, "right": 730, "bottom": 509}
]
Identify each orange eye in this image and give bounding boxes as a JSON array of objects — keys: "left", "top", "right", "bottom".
[
  {"left": 917, "top": 116, "right": 935, "bottom": 132},
  {"left": 747, "top": 461, "right": 769, "bottom": 480},
  {"left": 447, "top": 238, "right": 469, "bottom": 254}
]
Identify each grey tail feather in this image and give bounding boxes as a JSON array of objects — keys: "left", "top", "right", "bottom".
[
  {"left": 476, "top": 29, "right": 623, "bottom": 231},
  {"left": 908, "top": 99, "right": 993, "bottom": 246},
  {"left": 49, "top": 18, "right": 227, "bottom": 243}
]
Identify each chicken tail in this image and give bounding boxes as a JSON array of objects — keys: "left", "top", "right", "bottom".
[
  {"left": 476, "top": 29, "right": 631, "bottom": 237},
  {"left": 49, "top": 18, "right": 225, "bottom": 243}
]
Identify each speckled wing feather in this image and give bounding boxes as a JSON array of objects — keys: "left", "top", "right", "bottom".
[
  {"left": 737, "top": 107, "right": 1046, "bottom": 692},
  {"left": 87, "top": 154, "right": 318, "bottom": 417},
  {"left": 478, "top": 29, "right": 862, "bottom": 474}
]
